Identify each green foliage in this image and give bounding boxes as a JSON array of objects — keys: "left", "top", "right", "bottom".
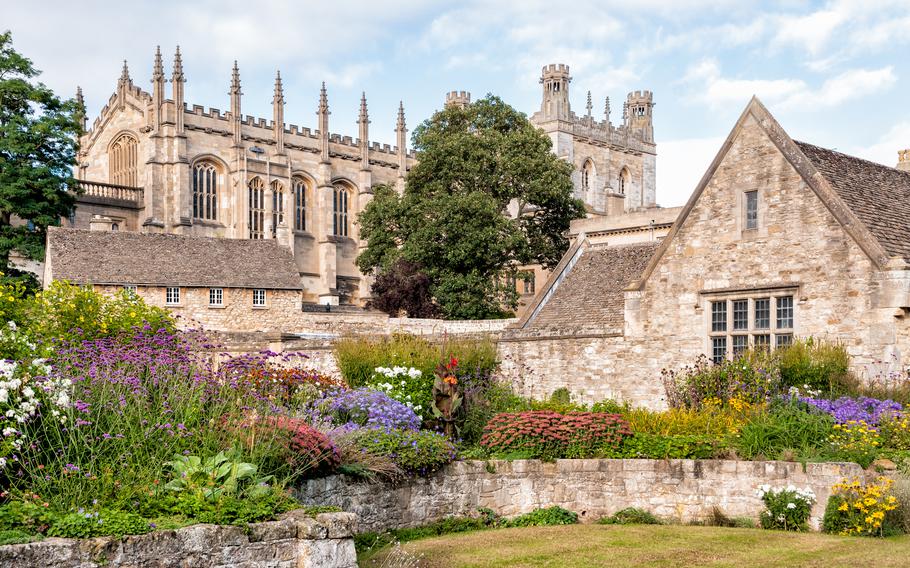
[
  {"left": 598, "top": 508, "right": 661, "bottom": 525},
  {"left": 504, "top": 506, "right": 578, "bottom": 527},
  {"left": 611, "top": 433, "right": 721, "bottom": 459},
  {"left": 0, "top": 529, "right": 38, "bottom": 545},
  {"left": 778, "top": 338, "right": 851, "bottom": 393},
  {"left": 0, "top": 31, "right": 81, "bottom": 270},
  {"left": 590, "top": 399, "right": 631, "bottom": 414},
  {"left": 25, "top": 281, "right": 174, "bottom": 344},
  {"left": 47, "top": 509, "right": 150, "bottom": 538},
  {"left": 460, "top": 380, "right": 527, "bottom": 447},
  {"left": 163, "top": 451, "right": 274, "bottom": 501},
  {"left": 346, "top": 428, "right": 456, "bottom": 476},
  {"left": 357, "top": 95, "right": 584, "bottom": 319},
  {"left": 0, "top": 499, "right": 57, "bottom": 534},
  {"left": 335, "top": 333, "right": 497, "bottom": 388},
  {"left": 662, "top": 351, "right": 782, "bottom": 409},
  {"left": 758, "top": 485, "right": 816, "bottom": 532},
  {"left": 734, "top": 402, "right": 834, "bottom": 461}
]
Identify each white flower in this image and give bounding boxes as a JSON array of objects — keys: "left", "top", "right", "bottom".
[
  {"left": 2, "top": 427, "right": 14, "bottom": 437},
  {"left": 6, "top": 321, "right": 15, "bottom": 331},
  {"left": 22, "top": 387, "right": 34, "bottom": 398},
  {"left": 0, "top": 457, "right": 6, "bottom": 468},
  {"left": 0, "top": 389, "right": 7, "bottom": 404},
  {"left": 786, "top": 503, "right": 796, "bottom": 510}
]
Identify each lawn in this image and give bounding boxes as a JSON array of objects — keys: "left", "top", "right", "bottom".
[{"left": 360, "top": 524, "right": 910, "bottom": 567}]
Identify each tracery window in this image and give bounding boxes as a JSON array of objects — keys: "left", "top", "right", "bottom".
[
  {"left": 109, "top": 133, "right": 139, "bottom": 187},
  {"left": 192, "top": 161, "right": 218, "bottom": 221},
  {"left": 333, "top": 185, "right": 350, "bottom": 237},
  {"left": 293, "top": 177, "right": 308, "bottom": 231},
  {"left": 271, "top": 180, "right": 285, "bottom": 238},
  {"left": 248, "top": 177, "right": 265, "bottom": 239}
]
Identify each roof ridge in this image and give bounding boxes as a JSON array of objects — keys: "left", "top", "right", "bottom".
[{"left": 793, "top": 140, "right": 910, "bottom": 178}]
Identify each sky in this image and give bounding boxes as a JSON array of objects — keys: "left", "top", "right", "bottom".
[{"left": 5, "top": 0, "right": 910, "bottom": 206}]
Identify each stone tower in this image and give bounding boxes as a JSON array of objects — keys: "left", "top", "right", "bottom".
[
  {"left": 445, "top": 91, "right": 472, "bottom": 109},
  {"left": 624, "top": 91, "right": 655, "bottom": 144},
  {"left": 538, "top": 64, "right": 572, "bottom": 121}
]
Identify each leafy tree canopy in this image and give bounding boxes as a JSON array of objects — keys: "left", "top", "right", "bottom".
[
  {"left": 0, "top": 30, "right": 80, "bottom": 280},
  {"left": 358, "top": 95, "right": 584, "bottom": 319}
]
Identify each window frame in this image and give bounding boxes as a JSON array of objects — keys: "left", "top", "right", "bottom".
[
  {"left": 333, "top": 185, "right": 350, "bottom": 237},
  {"left": 744, "top": 190, "right": 758, "bottom": 230},
  {"left": 705, "top": 291, "right": 796, "bottom": 363},
  {"left": 209, "top": 287, "right": 224, "bottom": 307},
  {"left": 192, "top": 161, "right": 219, "bottom": 221},
  {"left": 293, "top": 177, "right": 307, "bottom": 231},
  {"left": 165, "top": 287, "right": 181, "bottom": 306},
  {"left": 248, "top": 178, "right": 265, "bottom": 239},
  {"left": 252, "top": 288, "right": 267, "bottom": 308}
]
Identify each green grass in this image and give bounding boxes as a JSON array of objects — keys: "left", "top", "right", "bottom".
[{"left": 360, "top": 524, "right": 910, "bottom": 567}]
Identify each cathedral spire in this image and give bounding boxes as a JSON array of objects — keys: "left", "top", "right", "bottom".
[
  {"left": 151, "top": 46, "right": 164, "bottom": 83},
  {"left": 172, "top": 46, "right": 185, "bottom": 134},
  {"left": 396, "top": 101, "right": 407, "bottom": 181},
  {"left": 230, "top": 61, "right": 242, "bottom": 147},
  {"left": 273, "top": 70, "right": 285, "bottom": 154},
  {"left": 358, "top": 92, "right": 370, "bottom": 170},
  {"left": 585, "top": 90, "right": 593, "bottom": 117},
  {"left": 150, "top": 47, "right": 165, "bottom": 132},
  {"left": 318, "top": 82, "right": 330, "bottom": 163},
  {"left": 119, "top": 60, "right": 132, "bottom": 86},
  {"left": 604, "top": 96, "right": 611, "bottom": 124}
]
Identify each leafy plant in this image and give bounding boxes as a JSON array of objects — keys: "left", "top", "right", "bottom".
[
  {"left": 822, "top": 477, "right": 901, "bottom": 537},
  {"left": 757, "top": 484, "right": 816, "bottom": 532},
  {"left": 733, "top": 401, "right": 834, "bottom": 461},
  {"left": 504, "top": 506, "right": 578, "bottom": 527},
  {"left": 432, "top": 357, "right": 463, "bottom": 438},
  {"left": 345, "top": 427, "right": 457, "bottom": 476},
  {"left": 47, "top": 509, "right": 150, "bottom": 538},
  {"left": 662, "top": 352, "right": 782, "bottom": 410},
  {"left": 598, "top": 508, "right": 661, "bottom": 525},
  {"left": 828, "top": 420, "right": 881, "bottom": 468},
  {"left": 778, "top": 338, "right": 851, "bottom": 393},
  {"left": 612, "top": 433, "right": 720, "bottom": 459},
  {"left": 163, "top": 451, "right": 274, "bottom": 501}
]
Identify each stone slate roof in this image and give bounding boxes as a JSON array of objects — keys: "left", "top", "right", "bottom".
[
  {"left": 47, "top": 228, "right": 302, "bottom": 289},
  {"left": 525, "top": 241, "right": 659, "bottom": 333},
  {"left": 795, "top": 141, "right": 910, "bottom": 263}
]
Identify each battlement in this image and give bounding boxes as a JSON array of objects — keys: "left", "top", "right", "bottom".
[
  {"left": 541, "top": 63, "right": 570, "bottom": 77},
  {"left": 627, "top": 90, "right": 653, "bottom": 102},
  {"left": 445, "top": 90, "right": 472, "bottom": 108}
]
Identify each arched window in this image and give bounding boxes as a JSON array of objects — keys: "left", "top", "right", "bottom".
[
  {"left": 192, "top": 161, "right": 219, "bottom": 221},
  {"left": 109, "top": 133, "right": 139, "bottom": 187},
  {"left": 618, "top": 167, "right": 630, "bottom": 195},
  {"left": 581, "top": 159, "right": 594, "bottom": 191},
  {"left": 248, "top": 177, "right": 265, "bottom": 239},
  {"left": 271, "top": 180, "right": 285, "bottom": 238},
  {"left": 333, "top": 185, "right": 350, "bottom": 237},
  {"left": 293, "top": 177, "right": 308, "bottom": 231}
]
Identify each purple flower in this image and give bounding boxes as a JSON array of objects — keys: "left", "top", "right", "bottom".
[
  {"left": 800, "top": 396, "right": 902, "bottom": 425},
  {"left": 312, "top": 388, "right": 421, "bottom": 431}
]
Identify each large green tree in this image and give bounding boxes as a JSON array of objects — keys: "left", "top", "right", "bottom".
[
  {"left": 0, "top": 31, "right": 80, "bottom": 280},
  {"left": 358, "top": 95, "right": 584, "bottom": 319}
]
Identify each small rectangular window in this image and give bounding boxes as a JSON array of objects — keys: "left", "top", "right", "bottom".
[
  {"left": 776, "top": 333, "right": 794, "bottom": 348},
  {"left": 522, "top": 272, "right": 535, "bottom": 296},
  {"left": 123, "top": 285, "right": 137, "bottom": 296},
  {"left": 732, "top": 299, "right": 748, "bottom": 331},
  {"left": 753, "top": 334, "right": 771, "bottom": 351},
  {"left": 754, "top": 298, "right": 770, "bottom": 329},
  {"left": 732, "top": 335, "right": 748, "bottom": 356},
  {"left": 745, "top": 190, "right": 758, "bottom": 230},
  {"left": 165, "top": 287, "right": 180, "bottom": 305},
  {"left": 776, "top": 296, "right": 794, "bottom": 329},
  {"left": 209, "top": 288, "right": 223, "bottom": 306},
  {"left": 711, "top": 301, "right": 727, "bottom": 332},
  {"left": 711, "top": 337, "right": 727, "bottom": 364},
  {"left": 252, "top": 289, "right": 266, "bottom": 307}
]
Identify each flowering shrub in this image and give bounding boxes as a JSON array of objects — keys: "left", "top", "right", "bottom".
[
  {"left": 314, "top": 387, "right": 421, "bottom": 431},
  {"left": 757, "top": 484, "right": 816, "bottom": 531},
  {"left": 823, "top": 477, "right": 900, "bottom": 537},
  {"left": 662, "top": 352, "right": 782, "bottom": 409},
  {"left": 345, "top": 427, "right": 456, "bottom": 476},
  {"left": 480, "top": 411, "right": 631, "bottom": 460},
  {"left": 878, "top": 413, "right": 910, "bottom": 450},
  {"left": 800, "top": 396, "right": 901, "bottom": 425},
  {"left": 366, "top": 366, "right": 431, "bottom": 420},
  {"left": 267, "top": 417, "right": 340, "bottom": 478},
  {"left": 829, "top": 420, "right": 881, "bottom": 467}
]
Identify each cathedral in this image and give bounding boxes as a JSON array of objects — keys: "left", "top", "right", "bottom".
[{"left": 71, "top": 49, "right": 657, "bottom": 308}]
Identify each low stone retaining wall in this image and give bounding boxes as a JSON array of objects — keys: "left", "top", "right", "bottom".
[
  {"left": 0, "top": 511, "right": 357, "bottom": 568},
  {"left": 299, "top": 459, "right": 864, "bottom": 532}
]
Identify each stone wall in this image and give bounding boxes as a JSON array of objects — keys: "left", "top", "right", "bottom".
[
  {"left": 298, "top": 459, "right": 863, "bottom": 533},
  {"left": 0, "top": 511, "right": 357, "bottom": 568}
]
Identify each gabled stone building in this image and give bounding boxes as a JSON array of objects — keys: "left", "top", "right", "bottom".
[{"left": 500, "top": 98, "right": 910, "bottom": 408}]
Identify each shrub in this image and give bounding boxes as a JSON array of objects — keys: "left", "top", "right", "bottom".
[
  {"left": 314, "top": 388, "right": 421, "bottom": 431},
  {"left": 480, "top": 411, "right": 631, "bottom": 460},
  {"left": 256, "top": 418, "right": 340, "bottom": 479},
  {"left": 879, "top": 414, "right": 910, "bottom": 450},
  {"left": 24, "top": 281, "right": 174, "bottom": 345},
  {"left": 460, "top": 380, "right": 528, "bottom": 447},
  {"left": 778, "top": 338, "right": 851, "bottom": 393},
  {"left": 612, "top": 433, "right": 720, "bottom": 459},
  {"left": 504, "top": 506, "right": 578, "bottom": 527},
  {"left": 623, "top": 405, "right": 756, "bottom": 439},
  {"left": 346, "top": 427, "right": 456, "bottom": 476},
  {"left": 822, "top": 477, "right": 901, "bottom": 537},
  {"left": 733, "top": 402, "right": 834, "bottom": 461},
  {"left": 365, "top": 365, "right": 432, "bottom": 421},
  {"left": 47, "top": 509, "right": 150, "bottom": 538},
  {"left": 598, "top": 508, "right": 661, "bottom": 525},
  {"left": 757, "top": 484, "right": 816, "bottom": 531},
  {"left": 828, "top": 420, "right": 881, "bottom": 468},
  {"left": 662, "top": 352, "right": 782, "bottom": 410}
]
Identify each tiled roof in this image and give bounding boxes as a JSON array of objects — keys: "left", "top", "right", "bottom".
[
  {"left": 795, "top": 141, "right": 910, "bottom": 263},
  {"left": 47, "top": 228, "right": 302, "bottom": 289},
  {"left": 525, "top": 241, "right": 659, "bottom": 333}
]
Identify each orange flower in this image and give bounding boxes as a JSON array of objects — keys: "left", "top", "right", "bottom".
[{"left": 444, "top": 375, "right": 458, "bottom": 385}]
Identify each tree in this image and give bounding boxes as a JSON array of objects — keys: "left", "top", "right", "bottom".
[
  {"left": 367, "top": 258, "right": 440, "bottom": 318},
  {"left": 0, "top": 31, "right": 80, "bottom": 282},
  {"left": 358, "top": 95, "right": 584, "bottom": 319}
]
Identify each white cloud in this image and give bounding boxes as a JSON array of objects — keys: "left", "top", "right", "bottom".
[
  {"left": 770, "top": 5, "right": 850, "bottom": 55},
  {"left": 656, "top": 136, "right": 727, "bottom": 207},
  {"left": 849, "top": 121, "right": 910, "bottom": 168}
]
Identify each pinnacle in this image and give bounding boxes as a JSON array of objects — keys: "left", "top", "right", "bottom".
[
  {"left": 359, "top": 92, "right": 369, "bottom": 122},
  {"left": 152, "top": 46, "right": 164, "bottom": 82},
  {"left": 172, "top": 46, "right": 184, "bottom": 82},
  {"left": 396, "top": 101, "right": 406, "bottom": 129},
  {"left": 318, "top": 82, "right": 329, "bottom": 113},
  {"left": 230, "top": 61, "right": 241, "bottom": 95},
  {"left": 273, "top": 70, "right": 284, "bottom": 103},
  {"left": 119, "top": 60, "right": 131, "bottom": 85}
]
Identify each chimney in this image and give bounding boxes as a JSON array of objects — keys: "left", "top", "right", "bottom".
[
  {"left": 89, "top": 215, "right": 114, "bottom": 232},
  {"left": 898, "top": 149, "right": 910, "bottom": 172}
]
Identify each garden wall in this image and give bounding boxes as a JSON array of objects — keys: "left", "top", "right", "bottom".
[
  {"left": 298, "top": 459, "right": 864, "bottom": 532},
  {"left": 0, "top": 511, "right": 357, "bottom": 568}
]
